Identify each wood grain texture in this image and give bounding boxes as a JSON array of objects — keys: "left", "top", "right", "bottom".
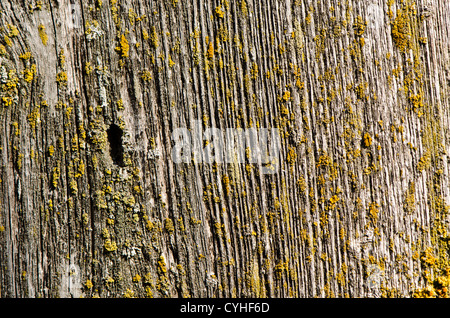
[{"left": 0, "top": 0, "right": 449, "bottom": 298}]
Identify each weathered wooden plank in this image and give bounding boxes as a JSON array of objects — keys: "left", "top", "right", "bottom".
[{"left": 0, "top": 0, "right": 449, "bottom": 298}]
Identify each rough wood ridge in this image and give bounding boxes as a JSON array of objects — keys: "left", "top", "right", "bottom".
[{"left": 0, "top": 0, "right": 449, "bottom": 298}]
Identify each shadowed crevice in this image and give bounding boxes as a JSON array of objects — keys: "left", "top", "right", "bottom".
[{"left": 107, "top": 124, "right": 124, "bottom": 167}]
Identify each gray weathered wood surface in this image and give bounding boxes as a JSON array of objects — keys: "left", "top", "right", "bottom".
[{"left": 0, "top": 0, "right": 449, "bottom": 297}]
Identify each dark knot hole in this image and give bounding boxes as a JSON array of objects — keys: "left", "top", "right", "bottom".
[{"left": 107, "top": 124, "right": 125, "bottom": 167}]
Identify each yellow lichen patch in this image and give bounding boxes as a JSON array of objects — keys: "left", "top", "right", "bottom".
[
  {"left": 412, "top": 285, "right": 436, "bottom": 298},
  {"left": 391, "top": 8, "right": 412, "bottom": 53},
  {"left": 142, "top": 29, "right": 149, "bottom": 40},
  {"left": 250, "top": 62, "right": 258, "bottom": 79},
  {"left": 38, "top": 24, "right": 48, "bottom": 46},
  {"left": 207, "top": 40, "right": 214, "bottom": 59},
  {"left": 7, "top": 24, "right": 19, "bottom": 38},
  {"left": 16, "top": 153, "right": 24, "bottom": 170},
  {"left": 157, "top": 255, "right": 167, "bottom": 275},
  {"left": 74, "top": 159, "right": 85, "bottom": 178},
  {"left": 222, "top": 174, "right": 231, "bottom": 196},
  {"left": 19, "top": 52, "right": 33, "bottom": 60},
  {"left": 84, "top": 62, "right": 93, "bottom": 75},
  {"left": 328, "top": 195, "right": 340, "bottom": 210},
  {"left": 282, "top": 91, "right": 291, "bottom": 102},
  {"left": 128, "top": 8, "right": 137, "bottom": 25},
  {"left": 274, "top": 259, "right": 289, "bottom": 278},
  {"left": 149, "top": 26, "right": 159, "bottom": 48},
  {"left": 23, "top": 64, "right": 37, "bottom": 83},
  {"left": 316, "top": 152, "right": 332, "bottom": 169},
  {"left": 164, "top": 218, "right": 174, "bottom": 234},
  {"left": 27, "top": 105, "right": 40, "bottom": 131},
  {"left": 418, "top": 37, "right": 427, "bottom": 45},
  {"left": 52, "top": 162, "right": 60, "bottom": 188},
  {"left": 111, "top": 35, "right": 127, "bottom": 61},
  {"left": 168, "top": 55, "right": 175, "bottom": 67},
  {"left": 355, "top": 82, "right": 368, "bottom": 101},
  {"left": 403, "top": 182, "right": 416, "bottom": 214},
  {"left": 132, "top": 274, "right": 141, "bottom": 282},
  {"left": 215, "top": 6, "right": 225, "bottom": 18},
  {"left": 11, "top": 121, "right": 20, "bottom": 136},
  {"left": 104, "top": 239, "right": 118, "bottom": 252},
  {"left": 286, "top": 146, "right": 297, "bottom": 165},
  {"left": 123, "top": 288, "right": 135, "bottom": 298},
  {"left": 145, "top": 286, "right": 153, "bottom": 298},
  {"left": 3, "top": 35, "right": 12, "bottom": 47},
  {"left": 2, "top": 96, "right": 13, "bottom": 107},
  {"left": 409, "top": 94, "right": 424, "bottom": 117},
  {"left": 353, "top": 15, "right": 367, "bottom": 36},
  {"left": 368, "top": 202, "right": 380, "bottom": 224},
  {"left": 69, "top": 178, "right": 78, "bottom": 195},
  {"left": 240, "top": 0, "right": 248, "bottom": 17},
  {"left": 363, "top": 132, "right": 372, "bottom": 148},
  {"left": 3, "top": 69, "right": 19, "bottom": 91},
  {"left": 296, "top": 176, "right": 306, "bottom": 195},
  {"left": 386, "top": 0, "right": 395, "bottom": 19},
  {"left": 56, "top": 71, "right": 68, "bottom": 86},
  {"left": 305, "top": 12, "right": 312, "bottom": 25},
  {"left": 417, "top": 150, "right": 431, "bottom": 172},
  {"left": 214, "top": 222, "right": 225, "bottom": 236},
  {"left": 420, "top": 247, "right": 437, "bottom": 267},
  {"left": 433, "top": 274, "right": 450, "bottom": 297},
  {"left": 140, "top": 69, "right": 152, "bottom": 81},
  {"left": 58, "top": 49, "right": 66, "bottom": 68},
  {"left": 85, "top": 279, "right": 93, "bottom": 289},
  {"left": 115, "top": 99, "right": 124, "bottom": 110}
]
